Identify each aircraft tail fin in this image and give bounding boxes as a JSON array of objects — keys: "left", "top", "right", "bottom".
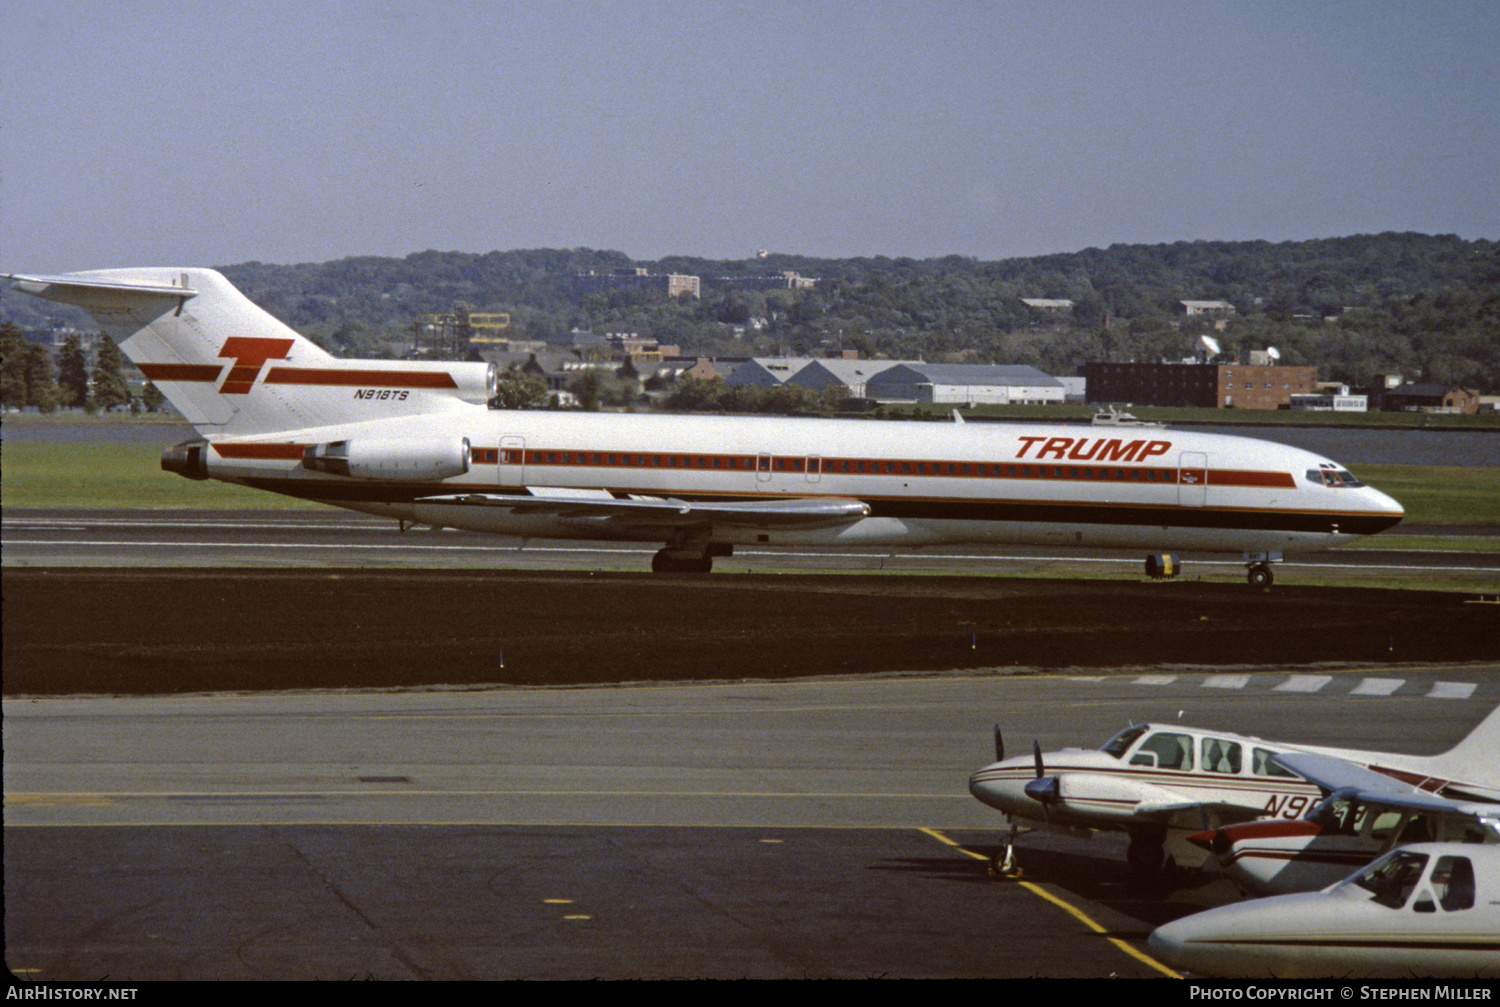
[
  {"left": 1429, "top": 705, "right": 1500, "bottom": 790},
  {"left": 7, "top": 268, "right": 496, "bottom": 438}
]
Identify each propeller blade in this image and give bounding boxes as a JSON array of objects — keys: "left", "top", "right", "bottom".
[
  {"left": 994, "top": 725, "right": 1005, "bottom": 763},
  {"left": 1033, "top": 739, "right": 1044, "bottom": 779}
]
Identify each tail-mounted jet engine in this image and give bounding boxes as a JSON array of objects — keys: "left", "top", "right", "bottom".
[{"left": 302, "top": 437, "right": 471, "bottom": 481}]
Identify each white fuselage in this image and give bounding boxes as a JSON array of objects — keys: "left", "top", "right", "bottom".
[
  {"left": 201, "top": 407, "right": 1404, "bottom": 553},
  {"left": 1149, "top": 843, "right": 1500, "bottom": 977}
]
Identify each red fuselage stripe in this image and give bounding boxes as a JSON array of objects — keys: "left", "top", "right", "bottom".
[{"left": 263, "top": 367, "right": 459, "bottom": 388}]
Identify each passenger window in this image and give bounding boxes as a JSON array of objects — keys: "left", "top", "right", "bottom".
[
  {"left": 1200, "top": 738, "right": 1242, "bottom": 774},
  {"left": 1130, "top": 732, "right": 1193, "bottom": 771},
  {"left": 1434, "top": 856, "right": 1476, "bottom": 911},
  {"left": 1252, "top": 747, "right": 1298, "bottom": 778}
]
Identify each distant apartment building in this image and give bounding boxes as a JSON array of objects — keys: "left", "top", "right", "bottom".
[
  {"left": 709, "top": 271, "right": 818, "bottom": 291},
  {"left": 1178, "top": 300, "right": 1236, "bottom": 317},
  {"left": 575, "top": 268, "right": 701, "bottom": 299},
  {"left": 1083, "top": 361, "right": 1316, "bottom": 410},
  {"left": 1020, "top": 298, "right": 1074, "bottom": 315}
]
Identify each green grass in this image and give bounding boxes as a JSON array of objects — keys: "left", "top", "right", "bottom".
[
  {"left": 897, "top": 402, "right": 1500, "bottom": 428},
  {"left": 1346, "top": 464, "right": 1500, "bottom": 527},
  {"left": 1, "top": 442, "right": 321, "bottom": 510}
]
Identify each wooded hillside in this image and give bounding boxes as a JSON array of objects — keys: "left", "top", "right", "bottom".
[{"left": 5, "top": 234, "right": 1495, "bottom": 389}]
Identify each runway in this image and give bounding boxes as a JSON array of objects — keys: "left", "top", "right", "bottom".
[
  {"left": 5, "top": 504, "right": 1498, "bottom": 980},
  {"left": 5, "top": 508, "right": 1499, "bottom": 581},
  {"left": 6, "top": 671, "right": 1497, "bottom": 979}
]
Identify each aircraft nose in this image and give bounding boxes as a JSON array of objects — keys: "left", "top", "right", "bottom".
[
  {"left": 968, "top": 767, "right": 1008, "bottom": 810},
  {"left": 1368, "top": 486, "right": 1404, "bottom": 526},
  {"left": 1146, "top": 919, "right": 1194, "bottom": 971}
]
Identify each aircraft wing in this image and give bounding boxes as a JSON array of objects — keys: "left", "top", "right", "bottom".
[
  {"left": 1273, "top": 751, "right": 1500, "bottom": 827},
  {"left": 1273, "top": 752, "right": 1428, "bottom": 798},
  {"left": 1133, "top": 799, "right": 1271, "bottom": 829},
  {"left": 416, "top": 491, "right": 872, "bottom": 531}
]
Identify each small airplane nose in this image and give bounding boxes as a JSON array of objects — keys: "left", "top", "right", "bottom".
[{"left": 968, "top": 768, "right": 1009, "bottom": 810}]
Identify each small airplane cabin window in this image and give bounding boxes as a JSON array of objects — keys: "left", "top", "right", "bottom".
[
  {"left": 1252, "top": 747, "right": 1299, "bottom": 778},
  {"left": 1200, "top": 737, "right": 1242, "bottom": 774},
  {"left": 1130, "top": 732, "right": 1194, "bottom": 771},
  {"left": 1434, "top": 856, "right": 1476, "bottom": 912}
]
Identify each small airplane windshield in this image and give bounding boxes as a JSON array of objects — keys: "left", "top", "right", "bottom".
[
  {"left": 1342, "top": 850, "right": 1429, "bottom": 909},
  {"left": 1101, "top": 725, "right": 1148, "bottom": 759}
]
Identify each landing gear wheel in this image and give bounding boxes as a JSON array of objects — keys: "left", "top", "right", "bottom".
[
  {"left": 651, "top": 549, "right": 713, "bottom": 574},
  {"left": 988, "top": 844, "right": 1021, "bottom": 878},
  {"left": 1247, "top": 562, "right": 1273, "bottom": 588}
]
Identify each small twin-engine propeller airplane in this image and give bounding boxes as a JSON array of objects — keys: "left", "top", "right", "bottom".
[
  {"left": 6, "top": 267, "right": 1404, "bottom": 579},
  {"left": 967, "top": 707, "right": 1500, "bottom": 877},
  {"left": 1148, "top": 842, "right": 1500, "bottom": 978},
  {"left": 1187, "top": 708, "right": 1500, "bottom": 895}
]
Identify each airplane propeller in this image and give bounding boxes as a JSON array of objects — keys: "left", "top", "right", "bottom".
[{"left": 994, "top": 725, "right": 1004, "bottom": 763}]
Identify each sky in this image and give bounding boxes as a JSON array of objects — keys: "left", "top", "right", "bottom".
[{"left": 2, "top": 0, "right": 1497, "bottom": 272}]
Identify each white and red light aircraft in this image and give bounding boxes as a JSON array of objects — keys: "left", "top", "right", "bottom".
[
  {"left": 1148, "top": 842, "right": 1500, "bottom": 978},
  {"left": 968, "top": 708, "right": 1500, "bottom": 876},
  {"left": 7, "top": 267, "right": 1403, "bottom": 578},
  {"left": 1186, "top": 709, "right": 1500, "bottom": 895}
]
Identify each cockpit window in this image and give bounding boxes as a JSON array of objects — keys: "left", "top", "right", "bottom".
[
  {"left": 1306, "top": 466, "right": 1365, "bottom": 488},
  {"left": 1343, "top": 850, "right": 1428, "bottom": 909},
  {"left": 1101, "top": 725, "right": 1147, "bottom": 759}
]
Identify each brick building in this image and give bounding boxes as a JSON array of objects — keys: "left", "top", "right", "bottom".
[{"left": 1083, "top": 361, "right": 1317, "bottom": 410}]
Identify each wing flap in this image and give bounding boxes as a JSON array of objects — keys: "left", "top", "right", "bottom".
[{"left": 417, "top": 491, "right": 871, "bottom": 531}]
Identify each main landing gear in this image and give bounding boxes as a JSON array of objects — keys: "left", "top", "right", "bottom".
[
  {"left": 1243, "top": 551, "right": 1281, "bottom": 589},
  {"left": 650, "top": 542, "right": 732, "bottom": 574}
]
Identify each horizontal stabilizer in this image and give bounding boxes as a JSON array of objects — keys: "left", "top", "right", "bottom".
[{"left": 5, "top": 272, "right": 197, "bottom": 302}]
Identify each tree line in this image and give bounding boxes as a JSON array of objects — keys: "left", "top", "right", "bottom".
[
  {"left": 4, "top": 233, "right": 1496, "bottom": 393},
  {"left": 0, "top": 324, "right": 159, "bottom": 413}
]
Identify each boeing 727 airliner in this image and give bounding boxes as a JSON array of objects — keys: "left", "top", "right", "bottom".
[{"left": 6, "top": 268, "right": 1404, "bottom": 578}]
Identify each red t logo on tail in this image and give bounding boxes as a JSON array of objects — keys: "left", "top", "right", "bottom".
[{"left": 217, "top": 337, "right": 295, "bottom": 394}]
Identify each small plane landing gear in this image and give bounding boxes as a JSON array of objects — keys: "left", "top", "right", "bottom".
[
  {"left": 1247, "top": 562, "right": 1274, "bottom": 588},
  {"left": 987, "top": 824, "right": 1024, "bottom": 878},
  {"left": 1126, "top": 826, "right": 1167, "bottom": 873}
]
